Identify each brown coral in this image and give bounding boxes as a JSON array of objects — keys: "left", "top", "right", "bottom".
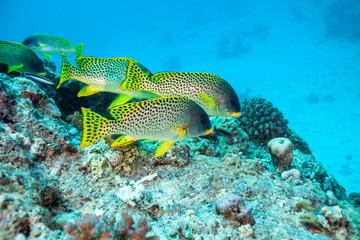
[
  {"left": 215, "top": 193, "right": 256, "bottom": 226},
  {"left": 64, "top": 212, "right": 158, "bottom": 240}
]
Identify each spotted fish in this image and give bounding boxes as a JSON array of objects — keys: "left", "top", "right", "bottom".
[
  {"left": 0, "top": 41, "right": 45, "bottom": 75},
  {"left": 119, "top": 72, "right": 241, "bottom": 117},
  {"left": 58, "top": 56, "right": 159, "bottom": 107},
  {"left": 22, "top": 34, "right": 83, "bottom": 58},
  {"left": 81, "top": 97, "right": 213, "bottom": 157}
]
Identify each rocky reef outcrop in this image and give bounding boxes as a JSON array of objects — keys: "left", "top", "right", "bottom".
[{"left": 0, "top": 73, "right": 359, "bottom": 240}]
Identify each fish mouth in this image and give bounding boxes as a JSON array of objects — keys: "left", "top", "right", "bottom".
[
  {"left": 231, "top": 112, "right": 241, "bottom": 117},
  {"left": 204, "top": 128, "right": 213, "bottom": 135}
]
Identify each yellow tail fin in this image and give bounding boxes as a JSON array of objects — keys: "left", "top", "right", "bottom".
[
  {"left": 57, "top": 57, "right": 73, "bottom": 88},
  {"left": 80, "top": 107, "right": 112, "bottom": 148},
  {"left": 73, "top": 43, "right": 84, "bottom": 56}
]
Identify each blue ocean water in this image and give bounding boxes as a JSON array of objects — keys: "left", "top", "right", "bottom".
[{"left": 1, "top": 0, "right": 359, "bottom": 193}]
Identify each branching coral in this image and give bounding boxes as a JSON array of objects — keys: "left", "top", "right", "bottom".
[
  {"left": 64, "top": 212, "right": 158, "bottom": 240},
  {"left": 240, "top": 97, "right": 288, "bottom": 144}
]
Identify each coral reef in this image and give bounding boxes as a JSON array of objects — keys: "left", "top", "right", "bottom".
[
  {"left": 0, "top": 73, "right": 359, "bottom": 240},
  {"left": 267, "top": 137, "right": 293, "bottom": 171},
  {"left": 349, "top": 192, "right": 360, "bottom": 208},
  {"left": 240, "top": 97, "right": 289, "bottom": 144}
]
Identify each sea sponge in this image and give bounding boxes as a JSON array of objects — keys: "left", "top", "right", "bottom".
[
  {"left": 267, "top": 137, "right": 293, "bottom": 171},
  {"left": 215, "top": 193, "right": 256, "bottom": 226},
  {"left": 240, "top": 97, "right": 288, "bottom": 143}
]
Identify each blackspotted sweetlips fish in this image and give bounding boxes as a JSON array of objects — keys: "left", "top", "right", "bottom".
[
  {"left": 58, "top": 56, "right": 159, "bottom": 107},
  {"left": 23, "top": 33, "right": 83, "bottom": 58},
  {"left": 120, "top": 72, "right": 241, "bottom": 117},
  {"left": 0, "top": 41, "right": 45, "bottom": 75},
  {"left": 81, "top": 97, "right": 213, "bottom": 157}
]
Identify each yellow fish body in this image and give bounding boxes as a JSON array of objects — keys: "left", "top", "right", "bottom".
[
  {"left": 0, "top": 41, "right": 45, "bottom": 75},
  {"left": 22, "top": 34, "right": 83, "bottom": 58},
  {"left": 58, "top": 56, "right": 159, "bottom": 106},
  {"left": 81, "top": 97, "right": 212, "bottom": 157},
  {"left": 120, "top": 72, "right": 241, "bottom": 117}
]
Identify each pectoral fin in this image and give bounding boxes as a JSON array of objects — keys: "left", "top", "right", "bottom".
[
  {"left": 142, "top": 139, "right": 157, "bottom": 142},
  {"left": 154, "top": 140, "right": 175, "bottom": 157},
  {"left": 200, "top": 93, "right": 216, "bottom": 107},
  {"left": 108, "top": 94, "right": 133, "bottom": 109},
  {"left": 38, "top": 44, "right": 49, "bottom": 48},
  {"left": 111, "top": 135, "right": 137, "bottom": 147},
  {"left": 77, "top": 85, "right": 101, "bottom": 97},
  {"left": 178, "top": 128, "right": 186, "bottom": 142},
  {"left": 8, "top": 64, "right": 23, "bottom": 73}
]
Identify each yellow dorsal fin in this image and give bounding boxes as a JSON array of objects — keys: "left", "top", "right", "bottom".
[
  {"left": 111, "top": 135, "right": 137, "bottom": 147},
  {"left": 109, "top": 101, "right": 146, "bottom": 121},
  {"left": 154, "top": 140, "right": 175, "bottom": 157},
  {"left": 178, "top": 128, "right": 186, "bottom": 142},
  {"left": 108, "top": 94, "right": 133, "bottom": 109},
  {"left": 200, "top": 93, "right": 216, "bottom": 107},
  {"left": 77, "top": 85, "right": 101, "bottom": 97},
  {"left": 151, "top": 72, "right": 179, "bottom": 82},
  {"left": 75, "top": 56, "right": 99, "bottom": 69},
  {"left": 119, "top": 60, "right": 150, "bottom": 91},
  {"left": 8, "top": 64, "right": 24, "bottom": 73}
]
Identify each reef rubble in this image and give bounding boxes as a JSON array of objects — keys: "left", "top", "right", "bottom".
[{"left": 0, "top": 73, "right": 359, "bottom": 240}]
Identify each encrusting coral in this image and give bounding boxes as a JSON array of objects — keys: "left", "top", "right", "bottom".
[{"left": 240, "top": 97, "right": 289, "bottom": 144}]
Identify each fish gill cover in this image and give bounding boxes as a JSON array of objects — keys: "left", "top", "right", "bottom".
[{"left": 0, "top": 0, "right": 359, "bottom": 239}]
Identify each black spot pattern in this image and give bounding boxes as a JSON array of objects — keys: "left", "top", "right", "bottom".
[
  {"left": 143, "top": 72, "right": 233, "bottom": 116},
  {"left": 109, "top": 97, "right": 199, "bottom": 141},
  {"left": 75, "top": 57, "right": 129, "bottom": 88},
  {"left": 121, "top": 60, "right": 152, "bottom": 91},
  {"left": 0, "top": 41, "right": 44, "bottom": 74},
  {"left": 81, "top": 108, "right": 112, "bottom": 147}
]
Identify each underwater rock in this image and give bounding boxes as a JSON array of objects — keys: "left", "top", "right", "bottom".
[
  {"left": 349, "top": 192, "right": 360, "bottom": 208},
  {"left": 267, "top": 137, "right": 293, "bottom": 172},
  {"left": 0, "top": 73, "right": 359, "bottom": 239},
  {"left": 240, "top": 97, "right": 289, "bottom": 144},
  {"left": 215, "top": 193, "right": 256, "bottom": 226}
]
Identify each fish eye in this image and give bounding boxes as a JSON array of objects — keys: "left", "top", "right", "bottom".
[
  {"left": 231, "top": 96, "right": 239, "bottom": 105},
  {"left": 201, "top": 115, "right": 207, "bottom": 124},
  {"left": 23, "top": 39, "right": 31, "bottom": 45}
]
